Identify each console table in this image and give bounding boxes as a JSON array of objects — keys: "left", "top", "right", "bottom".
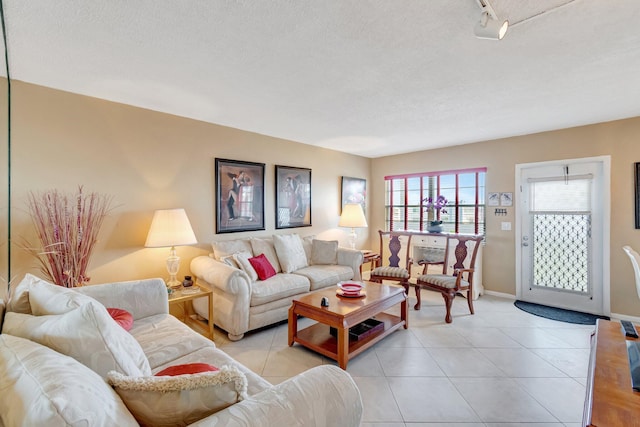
[{"left": 583, "top": 319, "right": 640, "bottom": 426}]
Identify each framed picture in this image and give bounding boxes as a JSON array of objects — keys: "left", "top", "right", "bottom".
[
  {"left": 341, "top": 176, "right": 366, "bottom": 212},
  {"left": 487, "top": 192, "right": 500, "bottom": 206},
  {"left": 500, "top": 192, "right": 513, "bottom": 207},
  {"left": 215, "top": 158, "right": 265, "bottom": 234},
  {"left": 635, "top": 162, "right": 640, "bottom": 229},
  {"left": 275, "top": 165, "right": 311, "bottom": 229}
]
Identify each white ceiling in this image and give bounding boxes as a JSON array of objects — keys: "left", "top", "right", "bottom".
[{"left": 2, "top": 0, "right": 640, "bottom": 158}]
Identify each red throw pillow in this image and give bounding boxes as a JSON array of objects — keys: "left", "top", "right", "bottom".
[
  {"left": 155, "top": 363, "right": 219, "bottom": 376},
  {"left": 248, "top": 253, "right": 277, "bottom": 281},
  {"left": 106, "top": 307, "right": 134, "bottom": 331}
]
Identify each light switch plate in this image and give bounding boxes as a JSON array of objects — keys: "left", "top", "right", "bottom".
[{"left": 501, "top": 222, "right": 512, "bottom": 231}]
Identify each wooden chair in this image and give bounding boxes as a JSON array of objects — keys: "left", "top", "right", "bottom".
[
  {"left": 369, "top": 230, "right": 413, "bottom": 293},
  {"left": 414, "top": 234, "right": 483, "bottom": 323}
]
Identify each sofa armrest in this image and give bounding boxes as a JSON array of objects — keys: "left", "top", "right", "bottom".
[
  {"left": 75, "top": 278, "right": 168, "bottom": 320},
  {"left": 337, "top": 248, "right": 364, "bottom": 281},
  {"left": 190, "top": 365, "right": 363, "bottom": 427},
  {"left": 190, "top": 256, "right": 251, "bottom": 295}
]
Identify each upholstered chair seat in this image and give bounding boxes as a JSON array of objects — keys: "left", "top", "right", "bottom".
[
  {"left": 416, "top": 274, "right": 468, "bottom": 289},
  {"left": 371, "top": 266, "right": 409, "bottom": 279}
]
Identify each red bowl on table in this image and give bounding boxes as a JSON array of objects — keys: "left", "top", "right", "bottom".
[{"left": 337, "top": 282, "right": 363, "bottom": 297}]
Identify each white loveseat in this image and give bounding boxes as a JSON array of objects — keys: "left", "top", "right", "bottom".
[
  {"left": 190, "top": 234, "right": 363, "bottom": 340},
  {"left": 0, "top": 275, "right": 363, "bottom": 427}
]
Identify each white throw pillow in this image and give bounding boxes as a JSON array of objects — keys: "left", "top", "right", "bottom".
[
  {"left": 28, "top": 278, "right": 99, "bottom": 315},
  {"left": 311, "top": 239, "right": 339, "bottom": 265},
  {"left": 0, "top": 334, "right": 138, "bottom": 427},
  {"left": 233, "top": 252, "right": 259, "bottom": 282},
  {"left": 107, "top": 365, "right": 247, "bottom": 427},
  {"left": 2, "top": 302, "right": 151, "bottom": 379},
  {"left": 250, "top": 237, "right": 282, "bottom": 273},
  {"left": 6, "top": 273, "right": 56, "bottom": 314},
  {"left": 273, "top": 234, "right": 308, "bottom": 273}
]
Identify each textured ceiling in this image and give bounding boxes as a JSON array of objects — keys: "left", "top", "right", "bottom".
[{"left": 1, "top": 0, "right": 640, "bottom": 158}]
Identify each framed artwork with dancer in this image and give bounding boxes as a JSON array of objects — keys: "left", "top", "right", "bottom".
[
  {"left": 341, "top": 176, "right": 366, "bottom": 212},
  {"left": 275, "top": 165, "right": 311, "bottom": 229},
  {"left": 215, "top": 158, "right": 265, "bottom": 233}
]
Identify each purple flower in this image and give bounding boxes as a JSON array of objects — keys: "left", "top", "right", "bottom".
[{"left": 424, "top": 195, "right": 448, "bottom": 214}]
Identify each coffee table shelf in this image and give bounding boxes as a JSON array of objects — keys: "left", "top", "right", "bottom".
[
  {"left": 294, "top": 312, "right": 404, "bottom": 361},
  {"left": 288, "top": 282, "right": 408, "bottom": 369}
]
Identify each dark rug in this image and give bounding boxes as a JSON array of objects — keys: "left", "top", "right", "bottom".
[{"left": 514, "top": 300, "right": 609, "bottom": 325}]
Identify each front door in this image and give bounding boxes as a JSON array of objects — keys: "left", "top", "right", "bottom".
[{"left": 516, "top": 157, "right": 610, "bottom": 315}]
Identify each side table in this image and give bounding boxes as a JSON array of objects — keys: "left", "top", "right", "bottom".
[{"left": 168, "top": 284, "right": 214, "bottom": 341}]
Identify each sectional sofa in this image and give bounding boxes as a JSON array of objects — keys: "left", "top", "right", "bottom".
[{"left": 0, "top": 274, "right": 363, "bottom": 426}]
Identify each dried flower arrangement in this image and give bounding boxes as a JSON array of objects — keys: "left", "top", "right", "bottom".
[{"left": 24, "top": 186, "right": 114, "bottom": 287}]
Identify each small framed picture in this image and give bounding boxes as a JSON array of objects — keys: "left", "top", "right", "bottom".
[
  {"left": 500, "top": 192, "right": 513, "bottom": 207},
  {"left": 215, "top": 158, "right": 265, "bottom": 234},
  {"left": 275, "top": 165, "right": 311, "bottom": 229},
  {"left": 341, "top": 176, "right": 367, "bottom": 212},
  {"left": 487, "top": 192, "right": 500, "bottom": 206}
]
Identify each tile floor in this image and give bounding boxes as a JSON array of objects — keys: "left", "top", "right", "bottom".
[{"left": 213, "top": 288, "right": 592, "bottom": 427}]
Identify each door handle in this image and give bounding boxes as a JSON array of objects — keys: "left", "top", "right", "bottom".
[{"left": 522, "top": 242, "right": 529, "bottom": 247}]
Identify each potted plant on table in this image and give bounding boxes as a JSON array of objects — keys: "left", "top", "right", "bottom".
[
  {"left": 424, "top": 195, "right": 448, "bottom": 233},
  {"left": 24, "top": 186, "right": 114, "bottom": 287}
]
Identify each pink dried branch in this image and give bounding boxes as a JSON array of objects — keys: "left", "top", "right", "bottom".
[{"left": 25, "top": 186, "right": 114, "bottom": 287}]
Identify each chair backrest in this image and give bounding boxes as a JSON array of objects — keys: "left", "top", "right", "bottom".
[
  {"left": 441, "top": 234, "right": 484, "bottom": 276},
  {"left": 378, "top": 230, "right": 413, "bottom": 269},
  {"left": 623, "top": 245, "right": 640, "bottom": 300}
]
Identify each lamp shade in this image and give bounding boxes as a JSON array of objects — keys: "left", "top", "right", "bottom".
[
  {"left": 145, "top": 208, "right": 197, "bottom": 248},
  {"left": 339, "top": 204, "right": 368, "bottom": 228}
]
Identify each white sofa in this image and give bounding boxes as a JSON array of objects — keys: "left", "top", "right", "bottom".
[
  {"left": 190, "top": 234, "right": 363, "bottom": 340},
  {"left": 0, "top": 275, "right": 363, "bottom": 427}
]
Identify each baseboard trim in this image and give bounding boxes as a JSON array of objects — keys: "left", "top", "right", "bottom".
[
  {"left": 483, "top": 290, "right": 516, "bottom": 300},
  {"left": 610, "top": 313, "right": 640, "bottom": 324}
]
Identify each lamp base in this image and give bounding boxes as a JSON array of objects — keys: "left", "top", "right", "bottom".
[{"left": 166, "top": 277, "right": 182, "bottom": 289}]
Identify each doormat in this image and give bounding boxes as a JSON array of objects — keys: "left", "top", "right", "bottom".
[{"left": 514, "top": 300, "right": 609, "bottom": 325}]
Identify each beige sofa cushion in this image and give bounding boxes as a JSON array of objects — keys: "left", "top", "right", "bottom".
[
  {"left": 2, "top": 302, "right": 152, "bottom": 379},
  {"left": 311, "top": 239, "right": 339, "bottom": 265},
  {"left": 294, "top": 265, "right": 355, "bottom": 291},
  {"left": 234, "top": 252, "right": 259, "bottom": 282},
  {"left": 6, "top": 273, "right": 54, "bottom": 314},
  {"left": 250, "top": 237, "right": 282, "bottom": 273},
  {"left": 29, "top": 279, "right": 99, "bottom": 315},
  {"left": 107, "top": 365, "right": 247, "bottom": 427},
  {"left": 250, "top": 273, "right": 310, "bottom": 306},
  {"left": 0, "top": 334, "right": 138, "bottom": 427},
  {"left": 273, "top": 234, "right": 308, "bottom": 273},
  {"left": 212, "top": 239, "right": 253, "bottom": 260}
]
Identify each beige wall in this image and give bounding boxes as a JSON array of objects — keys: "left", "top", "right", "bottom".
[
  {"left": 371, "top": 118, "right": 640, "bottom": 316},
  {"left": 2, "top": 80, "right": 640, "bottom": 317},
  {"left": 1, "top": 81, "right": 370, "bottom": 299}
]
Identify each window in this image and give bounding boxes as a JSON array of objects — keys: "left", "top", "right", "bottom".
[{"left": 384, "top": 168, "right": 486, "bottom": 234}]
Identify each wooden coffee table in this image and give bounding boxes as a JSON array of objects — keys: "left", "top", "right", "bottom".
[{"left": 288, "top": 281, "right": 407, "bottom": 369}]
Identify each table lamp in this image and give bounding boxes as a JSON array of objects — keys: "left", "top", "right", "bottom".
[
  {"left": 145, "top": 208, "right": 197, "bottom": 288},
  {"left": 339, "top": 203, "right": 368, "bottom": 249}
]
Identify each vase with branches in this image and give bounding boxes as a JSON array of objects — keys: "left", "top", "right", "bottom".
[{"left": 24, "top": 186, "right": 114, "bottom": 287}]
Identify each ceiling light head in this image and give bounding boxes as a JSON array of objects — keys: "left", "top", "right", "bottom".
[{"left": 474, "top": 0, "right": 509, "bottom": 40}]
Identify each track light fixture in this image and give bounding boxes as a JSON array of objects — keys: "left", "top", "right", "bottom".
[{"left": 474, "top": 0, "right": 509, "bottom": 40}]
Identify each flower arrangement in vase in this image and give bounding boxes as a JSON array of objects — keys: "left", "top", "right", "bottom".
[
  {"left": 424, "top": 195, "right": 448, "bottom": 233},
  {"left": 24, "top": 186, "right": 114, "bottom": 287}
]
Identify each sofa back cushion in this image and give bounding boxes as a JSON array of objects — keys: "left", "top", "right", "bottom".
[
  {"left": 29, "top": 279, "right": 99, "bottom": 315},
  {"left": 0, "top": 334, "right": 138, "bottom": 427},
  {"left": 212, "top": 239, "right": 253, "bottom": 261},
  {"left": 311, "top": 239, "right": 339, "bottom": 265},
  {"left": 6, "top": 273, "right": 53, "bottom": 314},
  {"left": 108, "top": 365, "right": 248, "bottom": 427},
  {"left": 273, "top": 234, "right": 309, "bottom": 273},
  {"left": 2, "top": 302, "right": 152, "bottom": 379},
  {"left": 250, "top": 237, "right": 282, "bottom": 273},
  {"left": 233, "top": 252, "right": 259, "bottom": 282}
]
